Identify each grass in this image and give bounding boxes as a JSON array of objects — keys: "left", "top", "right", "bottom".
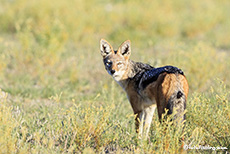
[{"left": 0, "top": 0, "right": 230, "bottom": 153}]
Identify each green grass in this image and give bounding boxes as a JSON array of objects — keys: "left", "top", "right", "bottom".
[{"left": 0, "top": 0, "right": 230, "bottom": 153}]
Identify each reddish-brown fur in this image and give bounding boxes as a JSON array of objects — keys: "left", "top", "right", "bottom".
[{"left": 100, "top": 39, "right": 189, "bottom": 138}]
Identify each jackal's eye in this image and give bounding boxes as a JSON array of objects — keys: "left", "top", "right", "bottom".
[
  {"left": 105, "top": 61, "right": 112, "bottom": 67},
  {"left": 117, "top": 62, "right": 124, "bottom": 68}
]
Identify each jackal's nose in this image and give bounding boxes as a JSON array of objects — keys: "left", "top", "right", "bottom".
[{"left": 110, "top": 69, "right": 115, "bottom": 75}]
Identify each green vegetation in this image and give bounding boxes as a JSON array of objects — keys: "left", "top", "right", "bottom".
[{"left": 0, "top": 0, "right": 229, "bottom": 153}]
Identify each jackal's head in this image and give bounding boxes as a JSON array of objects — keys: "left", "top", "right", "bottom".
[{"left": 100, "top": 39, "right": 131, "bottom": 81}]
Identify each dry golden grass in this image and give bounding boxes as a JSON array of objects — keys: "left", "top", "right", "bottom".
[{"left": 0, "top": 0, "right": 230, "bottom": 153}]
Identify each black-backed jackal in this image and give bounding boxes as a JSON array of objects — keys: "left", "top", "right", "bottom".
[{"left": 100, "top": 39, "right": 189, "bottom": 138}]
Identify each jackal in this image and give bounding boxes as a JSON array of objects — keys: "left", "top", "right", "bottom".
[{"left": 100, "top": 39, "right": 189, "bottom": 138}]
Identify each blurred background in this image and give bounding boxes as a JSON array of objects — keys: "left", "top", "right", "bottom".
[
  {"left": 0, "top": 0, "right": 230, "bottom": 153},
  {"left": 0, "top": 0, "right": 229, "bottom": 101}
]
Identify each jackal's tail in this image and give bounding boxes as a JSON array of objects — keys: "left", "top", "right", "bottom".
[
  {"left": 166, "top": 75, "right": 188, "bottom": 123},
  {"left": 167, "top": 90, "right": 186, "bottom": 122}
]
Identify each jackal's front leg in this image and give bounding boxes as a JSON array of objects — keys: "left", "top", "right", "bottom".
[{"left": 135, "top": 105, "right": 156, "bottom": 139}]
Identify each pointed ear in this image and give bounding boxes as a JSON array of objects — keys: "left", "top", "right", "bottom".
[
  {"left": 100, "top": 39, "right": 114, "bottom": 57},
  {"left": 118, "top": 40, "right": 131, "bottom": 60}
]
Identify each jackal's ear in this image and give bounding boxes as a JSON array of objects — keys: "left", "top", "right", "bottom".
[
  {"left": 100, "top": 39, "right": 114, "bottom": 57},
  {"left": 118, "top": 40, "right": 131, "bottom": 60}
]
